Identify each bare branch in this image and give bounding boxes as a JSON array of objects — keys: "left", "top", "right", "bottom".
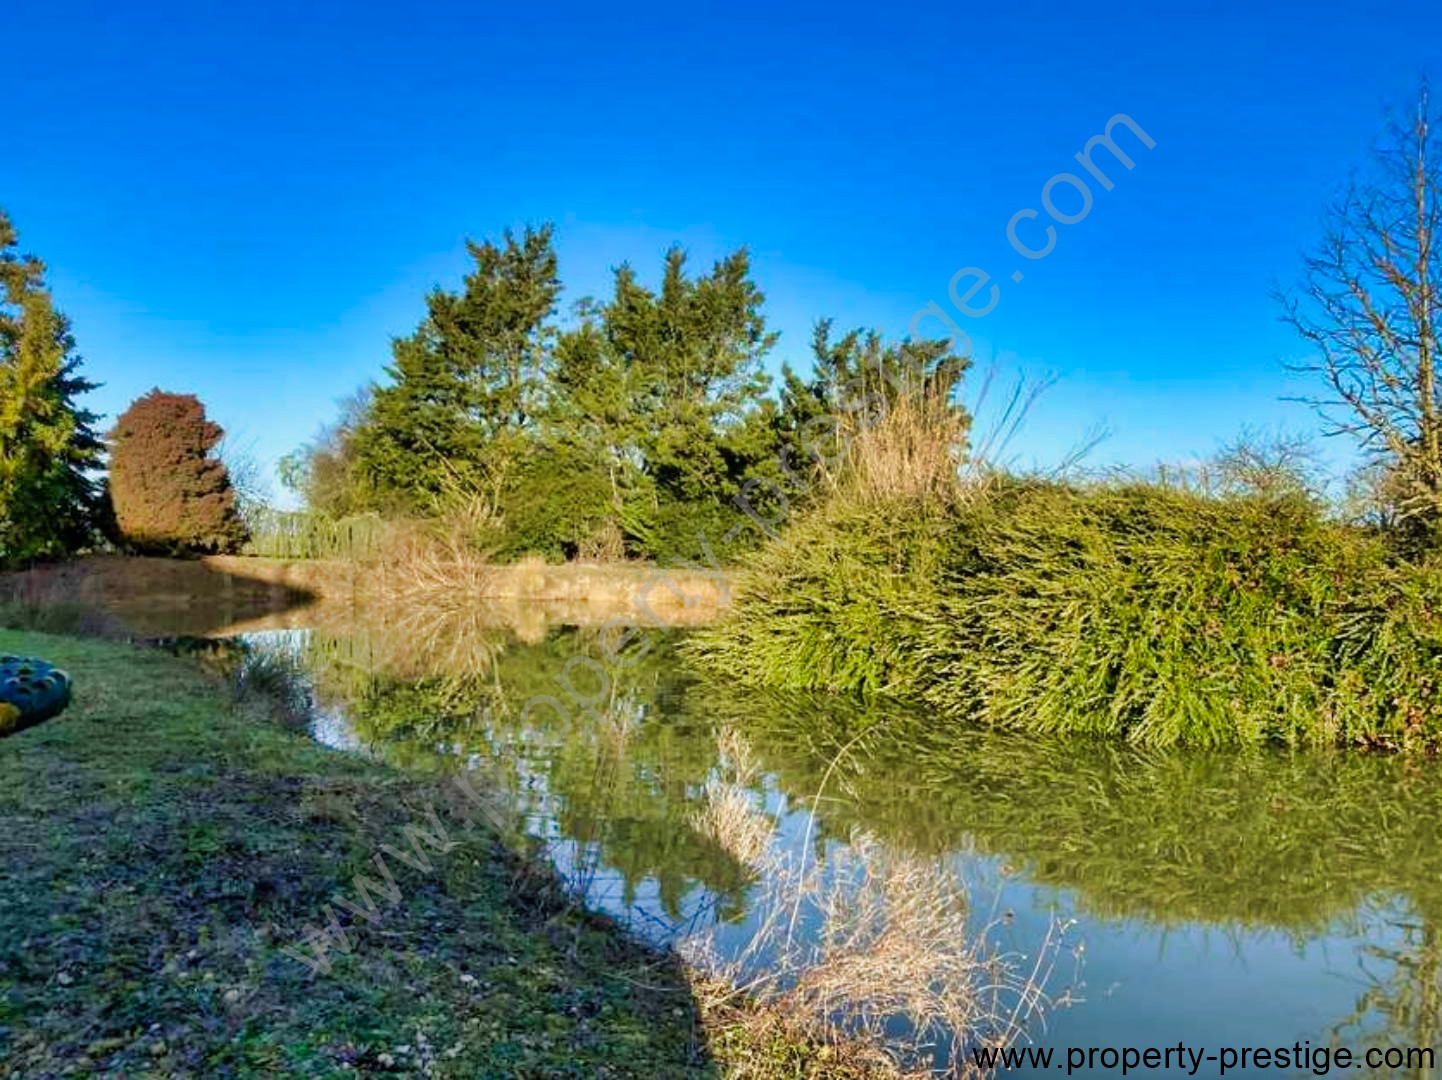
[{"left": 1279, "top": 85, "right": 1442, "bottom": 530}]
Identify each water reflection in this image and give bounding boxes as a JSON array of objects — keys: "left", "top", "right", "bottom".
[
  {"left": 196, "top": 611, "right": 1442, "bottom": 1073},
  {"left": 722, "top": 704, "right": 1442, "bottom": 1071}
]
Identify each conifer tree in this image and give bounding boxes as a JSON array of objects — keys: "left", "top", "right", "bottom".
[
  {"left": 350, "top": 224, "right": 561, "bottom": 511},
  {"left": 296, "top": 225, "right": 973, "bottom": 560},
  {"left": 0, "top": 210, "right": 105, "bottom": 565},
  {"left": 550, "top": 246, "right": 781, "bottom": 557},
  {"left": 108, "top": 390, "right": 246, "bottom": 554}
]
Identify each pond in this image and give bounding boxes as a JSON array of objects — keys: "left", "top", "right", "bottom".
[{"left": 162, "top": 601, "right": 1442, "bottom": 1077}]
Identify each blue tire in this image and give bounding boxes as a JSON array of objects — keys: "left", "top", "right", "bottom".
[{"left": 0, "top": 657, "right": 73, "bottom": 735}]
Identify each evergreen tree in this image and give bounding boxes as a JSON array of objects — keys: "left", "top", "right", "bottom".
[
  {"left": 549, "top": 247, "right": 781, "bottom": 558},
  {"left": 298, "top": 225, "right": 973, "bottom": 561},
  {"left": 0, "top": 210, "right": 105, "bottom": 565},
  {"left": 350, "top": 225, "right": 561, "bottom": 511},
  {"left": 108, "top": 390, "right": 247, "bottom": 554}
]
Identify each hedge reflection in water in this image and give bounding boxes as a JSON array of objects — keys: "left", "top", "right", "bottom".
[
  {"left": 241, "top": 617, "right": 1442, "bottom": 1061},
  {"left": 722, "top": 697, "right": 1442, "bottom": 1059}
]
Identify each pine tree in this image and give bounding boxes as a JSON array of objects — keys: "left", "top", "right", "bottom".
[
  {"left": 0, "top": 210, "right": 105, "bottom": 566},
  {"left": 108, "top": 390, "right": 247, "bottom": 554}
]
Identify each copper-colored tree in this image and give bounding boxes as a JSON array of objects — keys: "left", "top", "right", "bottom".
[
  {"left": 1281, "top": 88, "right": 1442, "bottom": 532},
  {"left": 108, "top": 390, "right": 247, "bottom": 554}
]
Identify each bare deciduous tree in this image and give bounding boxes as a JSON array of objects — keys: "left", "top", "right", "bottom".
[
  {"left": 1280, "top": 87, "right": 1442, "bottom": 531},
  {"left": 216, "top": 433, "right": 272, "bottom": 531}
]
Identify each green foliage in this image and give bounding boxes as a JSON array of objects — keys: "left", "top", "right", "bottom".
[
  {"left": 288, "top": 224, "right": 969, "bottom": 565},
  {"left": 691, "top": 479, "right": 1442, "bottom": 749},
  {"left": 240, "top": 508, "right": 384, "bottom": 559},
  {"left": 490, "top": 440, "right": 616, "bottom": 561},
  {"left": 540, "top": 244, "right": 786, "bottom": 561},
  {"left": 107, "top": 390, "right": 247, "bottom": 555},
  {"left": 688, "top": 496, "right": 951, "bottom": 696},
  {"left": 348, "top": 225, "right": 561, "bottom": 512},
  {"left": 569, "top": 253, "right": 770, "bottom": 465},
  {"left": 0, "top": 210, "right": 105, "bottom": 566}
]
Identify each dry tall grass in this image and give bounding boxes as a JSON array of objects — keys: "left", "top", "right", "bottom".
[
  {"left": 681, "top": 730, "right": 1071, "bottom": 1074},
  {"left": 359, "top": 523, "right": 724, "bottom": 623},
  {"left": 833, "top": 386, "right": 970, "bottom": 505},
  {"left": 364, "top": 518, "right": 498, "bottom": 612},
  {"left": 821, "top": 365, "right": 1057, "bottom": 509}
]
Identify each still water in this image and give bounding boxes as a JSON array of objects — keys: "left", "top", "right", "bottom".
[{"left": 187, "top": 611, "right": 1442, "bottom": 1077}]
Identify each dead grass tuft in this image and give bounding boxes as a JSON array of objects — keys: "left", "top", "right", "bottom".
[
  {"left": 577, "top": 518, "right": 627, "bottom": 564},
  {"left": 844, "top": 386, "right": 970, "bottom": 505},
  {"left": 697, "top": 973, "right": 923, "bottom": 1078},
  {"left": 365, "top": 524, "right": 497, "bottom": 610}
]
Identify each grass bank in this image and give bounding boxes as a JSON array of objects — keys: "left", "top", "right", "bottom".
[
  {"left": 689, "top": 479, "right": 1442, "bottom": 750},
  {"left": 0, "top": 630, "right": 915, "bottom": 1078}
]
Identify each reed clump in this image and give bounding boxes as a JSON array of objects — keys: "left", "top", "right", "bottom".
[
  {"left": 366, "top": 525, "right": 497, "bottom": 610},
  {"left": 690, "top": 478, "right": 1442, "bottom": 750},
  {"left": 838, "top": 383, "right": 972, "bottom": 506}
]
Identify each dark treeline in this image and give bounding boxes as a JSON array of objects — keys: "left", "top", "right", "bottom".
[
  {"left": 0, "top": 205, "right": 970, "bottom": 568},
  {"left": 281, "top": 225, "right": 970, "bottom": 563}
]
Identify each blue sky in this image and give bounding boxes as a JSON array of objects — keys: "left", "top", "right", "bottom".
[{"left": 4, "top": 0, "right": 1439, "bottom": 498}]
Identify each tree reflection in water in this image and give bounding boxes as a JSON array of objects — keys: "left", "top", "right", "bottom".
[{"left": 223, "top": 617, "right": 1442, "bottom": 1067}]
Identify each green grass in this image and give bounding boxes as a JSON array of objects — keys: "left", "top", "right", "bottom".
[
  {"left": 690, "top": 479, "right": 1442, "bottom": 750},
  {"left": 0, "top": 629, "right": 720, "bottom": 1078}
]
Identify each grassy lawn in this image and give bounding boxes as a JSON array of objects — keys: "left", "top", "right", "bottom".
[{"left": 0, "top": 629, "right": 719, "bottom": 1078}]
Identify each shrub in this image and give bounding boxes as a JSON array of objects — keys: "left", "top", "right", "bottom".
[
  {"left": 687, "top": 495, "right": 954, "bottom": 697},
  {"left": 108, "top": 390, "right": 247, "bottom": 555},
  {"left": 689, "top": 480, "right": 1442, "bottom": 750}
]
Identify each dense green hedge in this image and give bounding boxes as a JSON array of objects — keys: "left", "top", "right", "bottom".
[{"left": 689, "top": 480, "right": 1442, "bottom": 749}]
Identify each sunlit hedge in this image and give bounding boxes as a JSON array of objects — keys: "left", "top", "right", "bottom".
[{"left": 689, "top": 479, "right": 1442, "bottom": 749}]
